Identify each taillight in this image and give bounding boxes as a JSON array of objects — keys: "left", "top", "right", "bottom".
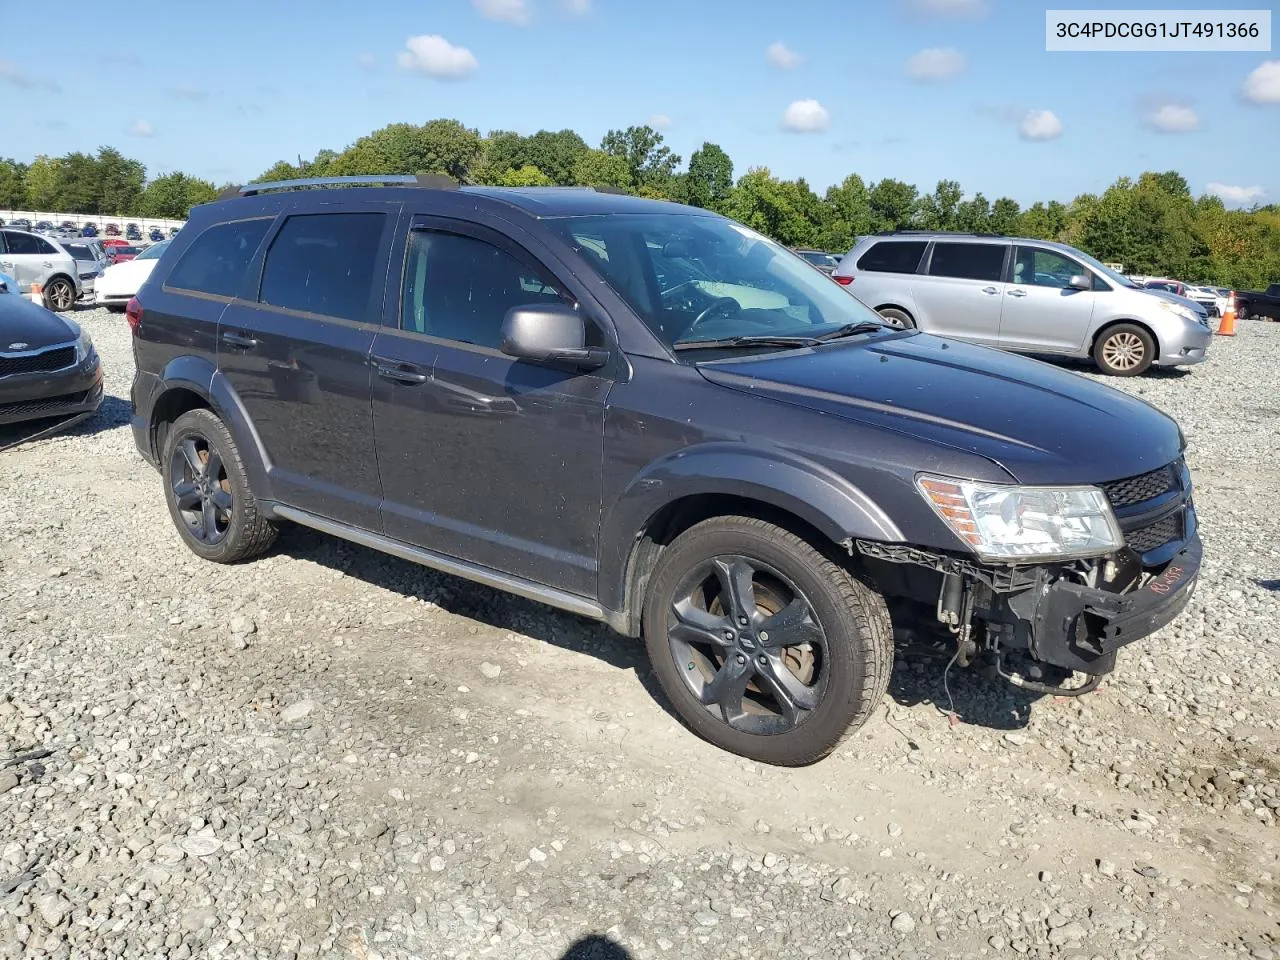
[
  {"left": 125, "top": 297, "right": 142, "bottom": 333},
  {"left": 833, "top": 275, "right": 854, "bottom": 286}
]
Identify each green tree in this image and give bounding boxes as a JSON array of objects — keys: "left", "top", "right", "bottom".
[
  {"left": 601, "top": 125, "right": 680, "bottom": 190},
  {"left": 989, "top": 197, "right": 1021, "bottom": 236},
  {"left": 685, "top": 143, "right": 734, "bottom": 212},
  {"left": 139, "top": 172, "right": 218, "bottom": 218},
  {"left": 572, "top": 149, "right": 632, "bottom": 190},
  {"left": 867, "top": 178, "right": 918, "bottom": 232},
  {"left": 955, "top": 193, "right": 991, "bottom": 233},
  {"left": 723, "top": 168, "right": 823, "bottom": 247},
  {"left": 328, "top": 120, "right": 484, "bottom": 181},
  {"left": 24, "top": 156, "right": 62, "bottom": 210},
  {"left": 496, "top": 164, "right": 555, "bottom": 187},
  {"left": 817, "top": 174, "right": 873, "bottom": 252},
  {"left": 0, "top": 159, "right": 26, "bottom": 208},
  {"left": 96, "top": 147, "right": 146, "bottom": 215},
  {"left": 915, "top": 179, "right": 963, "bottom": 231}
]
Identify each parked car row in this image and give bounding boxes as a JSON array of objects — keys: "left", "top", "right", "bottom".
[{"left": 0, "top": 217, "right": 181, "bottom": 242}]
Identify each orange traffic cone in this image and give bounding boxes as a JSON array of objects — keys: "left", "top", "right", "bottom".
[
  {"left": 28, "top": 283, "right": 43, "bottom": 307},
  {"left": 1217, "top": 294, "right": 1237, "bottom": 336}
]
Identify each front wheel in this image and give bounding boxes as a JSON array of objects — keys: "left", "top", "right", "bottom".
[
  {"left": 1094, "top": 323, "right": 1155, "bottom": 376},
  {"left": 642, "top": 516, "right": 893, "bottom": 766}
]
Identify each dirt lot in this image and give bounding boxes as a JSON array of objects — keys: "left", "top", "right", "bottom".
[{"left": 1, "top": 308, "right": 1278, "bottom": 960}]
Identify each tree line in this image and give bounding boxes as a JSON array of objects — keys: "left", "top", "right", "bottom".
[{"left": 4, "top": 120, "right": 1277, "bottom": 288}]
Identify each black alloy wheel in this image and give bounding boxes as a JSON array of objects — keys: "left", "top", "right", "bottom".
[{"left": 169, "top": 434, "right": 233, "bottom": 545}]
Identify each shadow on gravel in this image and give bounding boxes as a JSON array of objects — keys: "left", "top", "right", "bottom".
[
  {"left": 1031, "top": 354, "right": 1192, "bottom": 380},
  {"left": 886, "top": 649, "right": 1038, "bottom": 732},
  {"left": 559, "top": 935, "right": 633, "bottom": 959},
  {"left": 0, "top": 395, "right": 130, "bottom": 451},
  {"left": 68, "top": 395, "right": 132, "bottom": 435}
]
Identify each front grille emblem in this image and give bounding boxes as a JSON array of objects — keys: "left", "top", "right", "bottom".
[{"left": 6, "top": 342, "right": 29, "bottom": 351}]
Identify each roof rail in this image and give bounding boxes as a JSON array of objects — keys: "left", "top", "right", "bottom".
[
  {"left": 228, "top": 174, "right": 458, "bottom": 199},
  {"left": 877, "top": 229, "right": 984, "bottom": 237}
]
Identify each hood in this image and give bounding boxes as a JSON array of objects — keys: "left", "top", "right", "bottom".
[
  {"left": 698, "top": 332, "right": 1183, "bottom": 486},
  {"left": 0, "top": 295, "right": 79, "bottom": 349},
  {"left": 1141, "top": 288, "right": 1207, "bottom": 317}
]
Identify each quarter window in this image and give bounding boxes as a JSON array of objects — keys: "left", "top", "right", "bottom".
[
  {"left": 1013, "top": 247, "right": 1082, "bottom": 289},
  {"left": 167, "top": 219, "right": 272, "bottom": 298},
  {"left": 260, "top": 213, "right": 386, "bottom": 322},
  {"left": 856, "top": 240, "right": 927, "bottom": 274},
  {"left": 927, "top": 242, "right": 1006, "bottom": 282},
  {"left": 400, "top": 230, "right": 571, "bottom": 349}
]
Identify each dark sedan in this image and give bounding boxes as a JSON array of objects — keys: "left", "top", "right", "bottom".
[{"left": 0, "top": 296, "right": 103, "bottom": 429}]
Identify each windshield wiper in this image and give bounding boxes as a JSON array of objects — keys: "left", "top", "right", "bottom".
[
  {"left": 814, "top": 321, "right": 888, "bottom": 341},
  {"left": 674, "top": 335, "right": 822, "bottom": 351}
]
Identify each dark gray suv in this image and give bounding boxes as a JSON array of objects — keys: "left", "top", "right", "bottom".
[{"left": 129, "top": 176, "right": 1201, "bottom": 766}]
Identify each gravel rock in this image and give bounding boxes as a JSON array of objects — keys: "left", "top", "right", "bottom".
[{"left": 0, "top": 308, "right": 1276, "bottom": 959}]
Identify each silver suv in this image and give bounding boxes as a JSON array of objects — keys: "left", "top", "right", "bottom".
[
  {"left": 833, "top": 232, "right": 1212, "bottom": 375},
  {"left": 0, "top": 228, "right": 84, "bottom": 312}
]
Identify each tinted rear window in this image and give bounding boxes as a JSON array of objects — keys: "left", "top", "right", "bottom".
[
  {"left": 259, "top": 213, "right": 386, "bottom": 322},
  {"left": 927, "top": 242, "right": 1006, "bottom": 282},
  {"left": 65, "top": 244, "right": 95, "bottom": 260},
  {"left": 855, "top": 240, "right": 926, "bottom": 274},
  {"left": 166, "top": 220, "right": 270, "bottom": 297}
]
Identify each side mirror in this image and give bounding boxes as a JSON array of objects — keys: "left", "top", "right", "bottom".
[
  {"left": 1069, "top": 274, "right": 1091, "bottom": 290},
  {"left": 501, "top": 303, "right": 609, "bottom": 370}
]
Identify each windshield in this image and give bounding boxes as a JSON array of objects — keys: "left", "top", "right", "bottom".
[
  {"left": 135, "top": 239, "right": 171, "bottom": 260},
  {"left": 547, "top": 214, "right": 884, "bottom": 352}
]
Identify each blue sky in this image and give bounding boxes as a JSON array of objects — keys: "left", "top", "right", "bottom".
[{"left": 3, "top": 0, "right": 1277, "bottom": 206}]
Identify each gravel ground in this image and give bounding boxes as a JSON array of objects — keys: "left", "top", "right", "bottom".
[{"left": 1, "top": 307, "right": 1278, "bottom": 960}]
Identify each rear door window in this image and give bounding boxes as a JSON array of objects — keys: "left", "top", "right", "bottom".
[
  {"left": 259, "top": 212, "right": 387, "bottom": 322},
  {"left": 4, "top": 232, "right": 44, "bottom": 255},
  {"left": 165, "top": 219, "right": 273, "bottom": 298},
  {"left": 927, "top": 242, "right": 1006, "bottom": 282},
  {"left": 855, "top": 240, "right": 927, "bottom": 274}
]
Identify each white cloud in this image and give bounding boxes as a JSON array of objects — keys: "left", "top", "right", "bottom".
[
  {"left": 1144, "top": 103, "right": 1198, "bottom": 133},
  {"left": 397, "top": 35, "right": 478, "bottom": 80},
  {"left": 562, "top": 0, "right": 591, "bottom": 13},
  {"left": 473, "top": 0, "right": 529, "bottom": 24},
  {"left": 766, "top": 42, "right": 802, "bottom": 70},
  {"left": 780, "top": 99, "right": 829, "bottom": 133},
  {"left": 1241, "top": 60, "right": 1280, "bottom": 105},
  {"left": 127, "top": 119, "right": 154, "bottom": 137},
  {"left": 1206, "top": 182, "right": 1266, "bottom": 206},
  {"left": 901, "top": 0, "right": 989, "bottom": 19},
  {"left": 0, "top": 60, "right": 60, "bottom": 92},
  {"left": 1018, "top": 109, "right": 1062, "bottom": 141},
  {"left": 648, "top": 113, "right": 671, "bottom": 130},
  {"left": 906, "top": 47, "right": 966, "bottom": 81}
]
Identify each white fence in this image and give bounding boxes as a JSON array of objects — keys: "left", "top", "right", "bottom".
[{"left": 1, "top": 210, "right": 187, "bottom": 233}]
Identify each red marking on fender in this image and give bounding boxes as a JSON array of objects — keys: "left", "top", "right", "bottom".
[{"left": 1148, "top": 565, "right": 1184, "bottom": 596}]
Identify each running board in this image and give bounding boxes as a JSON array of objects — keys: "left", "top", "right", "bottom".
[{"left": 272, "top": 505, "right": 606, "bottom": 622}]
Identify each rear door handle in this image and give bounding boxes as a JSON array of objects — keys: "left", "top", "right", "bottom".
[
  {"left": 982, "top": 286, "right": 1000, "bottom": 295},
  {"left": 221, "top": 331, "right": 259, "bottom": 349},
  {"left": 373, "top": 357, "right": 429, "bottom": 385},
  {"left": 1007, "top": 289, "right": 1028, "bottom": 298}
]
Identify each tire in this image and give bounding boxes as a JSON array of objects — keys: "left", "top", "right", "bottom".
[
  {"left": 1093, "top": 323, "right": 1155, "bottom": 376},
  {"left": 642, "top": 516, "right": 893, "bottom": 766},
  {"left": 161, "top": 408, "right": 277, "bottom": 563},
  {"left": 43, "top": 276, "right": 76, "bottom": 312},
  {"left": 876, "top": 307, "right": 915, "bottom": 329}
]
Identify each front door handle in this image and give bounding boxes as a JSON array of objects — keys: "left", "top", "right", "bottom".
[
  {"left": 981, "top": 286, "right": 1000, "bottom": 295},
  {"left": 221, "top": 331, "right": 259, "bottom": 349},
  {"left": 373, "top": 357, "right": 429, "bottom": 385},
  {"left": 1007, "top": 289, "right": 1028, "bottom": 298}
]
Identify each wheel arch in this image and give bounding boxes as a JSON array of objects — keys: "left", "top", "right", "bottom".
[
  {"left": 598, "top": 445, "right": 903, "bottom": 635},
  {"left": 1091, "top": 318, "right": 1161, "bottom": 361}
]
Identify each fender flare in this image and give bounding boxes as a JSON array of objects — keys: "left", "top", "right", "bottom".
[
  {"left": 149, "top": 357, "right": 274, "bottom": 499},
  {"left": 597, "top": 442, "right": 903, "bottom": 614}
]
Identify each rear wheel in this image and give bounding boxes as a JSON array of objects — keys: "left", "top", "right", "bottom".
[
  {"left": 642, "top": 516, "right": 893, "bottom": 766},
  {"left": 877, "top": 307, "right": 915, "bottom": 329},
  {"left": 1094, "top": 323, "right": 1154, "bottom": 376},
  {"left": 43, "top": 277, "right": 76, "bottom": 312}
]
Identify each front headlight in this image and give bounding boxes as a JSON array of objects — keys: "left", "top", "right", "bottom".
[
  {"left": 74, "top": 327, "right": 94, "bottom": 363},
  {"left": 917, "top": 475, "right": 1123, "bottom": 562},
  {"left": 1156, "top": 299, "right": 1196, "bottom": 322}
]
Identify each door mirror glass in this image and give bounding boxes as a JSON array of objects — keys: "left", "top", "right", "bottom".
[
  {"left": 501, "top": 304, "right": 607, "bottom": 369},
  {"left": 1069, "top": 274, "right": 1091, "bottom": 290}
]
